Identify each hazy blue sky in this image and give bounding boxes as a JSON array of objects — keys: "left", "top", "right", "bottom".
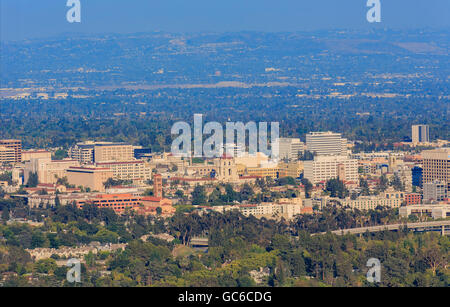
[{"left": 1, "top": 0, "right": 449, "bottom": 41}]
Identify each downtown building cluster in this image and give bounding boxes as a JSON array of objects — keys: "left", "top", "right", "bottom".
[{"left": 0, "top": 123, "right": 449, "bottom": 220}]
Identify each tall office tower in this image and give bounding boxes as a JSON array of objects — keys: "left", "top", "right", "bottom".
[
  {"left": 94, "top": 142, "right": 134, "bottom": 163},
  {"left": 305, "top": 132, "right": 347, "bottom": 156},
  {"left": 303, "top": 155, "right": 358, "bottom": 184},
  {"left": 423, "top": 181, "right": 447, "bottom": 202},
  {"left": 412, "top": 125, "right": 430, "bottom": 144},
  {"left": 153, "top": 174, "right": 163, "bottom": 198},
  {"left": 69, "top": 141, "right": 135, "bottom": 164},
  {"left": 422, "top": 148, "right": 449, "bottom": 192},
  {"left": 277, "top": 138, "right": 304, "bottom": 161},
  {"left": 0, "top": 139, "right": 22, "bottom": 163}
]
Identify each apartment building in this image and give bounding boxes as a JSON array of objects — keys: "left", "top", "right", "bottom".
[
  {"left": 303, "top": 155, "right": 358, "bottom": 184},
  {"left": 0, "top": 139, "right": 22, "bottom": 163}
]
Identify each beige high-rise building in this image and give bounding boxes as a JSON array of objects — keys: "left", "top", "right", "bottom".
[
  {"left": 0, "top": 146, "right": 16, "bottom": 164},
  {"left": 422, "top": 148, "right": 449, "bottom": 192},
  {"left": 304, "top": 155, "right": 358, "bottom": 184},
  {"left": 412, "top": 125, "right": 430, "bottom": 144},
  {"left": 69, "top": 141, "right": 135, "bottom": 164},
  {"left": 305, "top": 132, "right": 347, "bottom": 156},
  {"left": 0, "top": 139, "right": 22, "bottom": 163},
  {"left": 94, "top": 143, "right": 134, "bottom": 163}
]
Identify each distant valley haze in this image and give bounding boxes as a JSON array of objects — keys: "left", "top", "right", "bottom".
[{"left": 1, "top": 0, "right": 449, "bottom": 41}]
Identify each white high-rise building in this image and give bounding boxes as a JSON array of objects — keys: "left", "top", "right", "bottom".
[
  {"left": 412, "top": 125, "right": 430, "bottom": 144},
  {"left": 303, "top": 155, "right": 358, "bottom": 184},
  {"left": 277, "top": 138, "right": 304, "bottom": 161},
  {"left": 306, "top": 132, "right": 347, "bottom": 156}
]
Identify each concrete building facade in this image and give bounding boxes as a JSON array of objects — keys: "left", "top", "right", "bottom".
[
  {"left": 422, "top": 148, "right": 449, "bottom": 191},
  {"left": 66, "top": 166, "right": 114, "bottom": 192},
  {"left": 412, "top": 125, "right": 430, "bottom": 144},
  {"left": 305, "top": 132, "right": 347, "bottom": 156},
  {"left": 277, "top": 138, "right": 304, "bottom": 161},
  {"left": 0, "top": 140, "right": 22, "bottom": 163},
  {"left": 303, "top": 155, "right": 358, "bottom": 184}
]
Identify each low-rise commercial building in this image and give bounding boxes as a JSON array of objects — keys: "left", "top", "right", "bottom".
[
  {"left": 399, "top": 204, "right": 450, "bottom": 219},
  {"left": 76, "top": 193, "right": 141, "bottom": 215},
  {"left": 21, "top": 150, "right": 52, "bottom": 162},
  {"left": 328, "top": 193, "right": 404, "bottom": 210},
  {"left": 66, "top": 166, "right": 114, "bottom": 192},
  {"left": 404, "top": 193, "right": 422, "bottom": 205}
]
